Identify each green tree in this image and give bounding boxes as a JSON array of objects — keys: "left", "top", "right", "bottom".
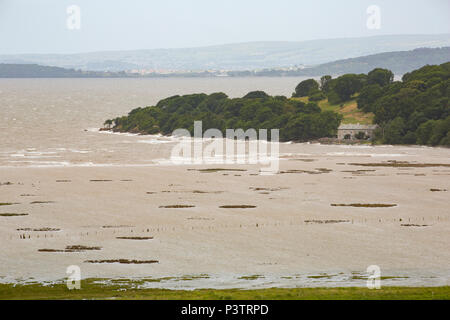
[
  {"left": 293, "top": 79, "right": 319, "bottom": 97},
  {"left": 243, "top": 91, "right": 270, "bottom": 99},
  {"left": 309, "top": 90, "right": 326, "bottom": 101},
  {"left": 332, "top": 74, "right": 365, "bottom": 102},
  {"left": 327, "top": 90, "right": 342, "bottom": 105},
  {"left": 320, "top": 75, "right": 332, "bottom": 93},
  {"left": 367, "top": 68, "right": 394, "bottom": 87},
  {"left": 103, "top": 119, "right": 113, "bottom": 128},
  {"left": 416, "top": 120, "right": 437, "bottom": 145},
  {"left": 357, "top": 84, "right": 383, "bottom": 112},
  {"left": 383, "top": 117, "right": 406, "bottom": 144}
]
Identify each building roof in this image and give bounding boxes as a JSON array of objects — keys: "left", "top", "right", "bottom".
[{"left": 338, "top": 124, "right": 378, "bottom": 130}]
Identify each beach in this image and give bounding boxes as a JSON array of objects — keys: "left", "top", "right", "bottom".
[{"left": 1, "top": 143, "right": 449, "bottom": 288}]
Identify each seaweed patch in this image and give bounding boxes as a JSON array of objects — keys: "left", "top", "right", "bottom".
[{"left": 84, "top": 259, "right": 159, "bottom": 264}]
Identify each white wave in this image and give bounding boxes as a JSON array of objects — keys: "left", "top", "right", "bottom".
[
  {"left": 326, "top": 152, "right": 409, "bottom": 157},
  {"left": 69, "top": 149, "right": 91, "bottom": 154},
  {"left": 7, "top": 160, "right": 72, "bottom": 167},
  {"left": 0, "top": 161, "right": 164, "bottom": 168},
  {"left": 93, "top": 128, "right": 141, "bottom": 137},
  {"left": 137, "top": 139, "right": 173, "bottom": 145}
]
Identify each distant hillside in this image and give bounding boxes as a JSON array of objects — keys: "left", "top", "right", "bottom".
[
  {"left": 0, "top": 64, "right": 128, "bottom": 78},
  {"left": 309, "top": 47, "right": 450, "bottom": 76},
  {"left": 1, "top": 34, "right": 449, "bottom": 71},
  {"left": 230, "top": 47, "right": 450, "bottom": 77},
  {"left": 0, "top": 63, "right": 217, "bottom": 78},
  {"left": 2, "top": 47, "right": 449, "bottom": 78}
]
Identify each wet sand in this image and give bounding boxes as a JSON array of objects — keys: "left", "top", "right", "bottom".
[
  {"left": 0, "top": 79, "right": 449, "bottom": 288},
  {"left": 1, "top": 144, "right": 449, "bottom": 288}
]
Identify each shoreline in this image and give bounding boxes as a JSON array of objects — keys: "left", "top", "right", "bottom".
[
  {"left": 1, "top": 271, "right": 449, "bottom": 290},
  {"left": 99, "top": 127, "right": 450, "bottom": 148},
  {"left": 0, "top": 280, "right": 448, "bottom": 300}
]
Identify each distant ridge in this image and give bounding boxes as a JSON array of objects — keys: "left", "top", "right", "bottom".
[
  {"left": 0, "top": 34, "right": 449, "bottom": 72},
  {"left": 299, "top": 47, "right": 450, "bottom": 76},
  {"left": 0, "top": 64, "right": 125, "bottom": 78},
  {"left": 1, "top": 47, "right": 449, "bottom": 78},
  {"left": 231, "top": 47, "right": 450, "bottom": 76}
]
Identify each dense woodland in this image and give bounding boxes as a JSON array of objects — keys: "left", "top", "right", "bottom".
[
  {"left": 106, "top": 63, "right": 450, "bottom": 146},
  {"left": 105, "top": 91, "right": 342, "bottom": 142},
  {"left": 358, "top": 63, "right": 449, "bottom": 146}
]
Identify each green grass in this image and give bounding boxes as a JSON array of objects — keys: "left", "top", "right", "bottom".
[
  {"left": 292, "top": 97, "right": 374, "bottom": 125},
  {"left": 0, "top": 280, "right": 448, "bottom": 300}
]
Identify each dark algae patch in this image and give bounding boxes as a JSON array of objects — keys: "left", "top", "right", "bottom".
[
  {"left": 66, "top": 245, "right": 102, "bottom": 251},
  {"left": 102, "top": 225, "right": 135, "bottom": 229},
  {"left": 84, "top": 259, "right": 159, "bottom": 264},
  {"left": 17, "top": 228, "right": 60, "bottom": 232},
  {"left": 159, "top": 205, "right": 195, "bottom": 209},
  {"left": 38, "top": 249, "right": 66, "bottom": 253},
  {"left": 401, "top": 224, "right": 430, "bottom": 227},
  {"left": 39, "top": 245, "right": 102, "bottom": 253},
  {"left": 188, "top": 168, "right": 247, "bottom": 173},
  {"left": 305, "top": 220, "right": 350, "bottom": 224},
  {"left": 331, "top": 203, "right": 397, "bottom": 208},
  {"left": 192, "top": 190, "right": 223, "bottom": 194},
  {"left": 187, "top": 217, "right": 214, "bottom": 221},
  {"left": 279, "top": 169, "right": 332, "bottom": 175},
  {"left": 250, "top": 187, "right": 288, "bottom": 192},
  {"left": 348, "top": 161, "right": 450, "bottom": 168},
  {"left": 290, "top": 159, "right": 317, "bottom": 162},
  {"left": 220, "top": 205, "right": 257, "bottom": 209},
  {"left": 238, "top": 275, "right": 264, "bottom": 281},
  {"left": 342, "top": 170, "right": 377, "bottom": 174},
  {"left": 116, "top": 237, "right": 154, "bottom": 240},
  {"left": 351, "top": 274, "right": 410, "bottom": 281},
  {"left": 30, "top": 201, "right": 55, "bottom": 204},
  {"left": 308, "top": 274, "right": 335, "bottom": 279}
]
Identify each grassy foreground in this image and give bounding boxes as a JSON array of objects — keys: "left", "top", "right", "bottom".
[{"left": 0, "top": 280, "right": 449, "bottom": 300}]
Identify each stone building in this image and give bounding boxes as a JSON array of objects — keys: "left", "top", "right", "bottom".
[{"left": 337, "top": 124, "right": 379, "bottom": 140}]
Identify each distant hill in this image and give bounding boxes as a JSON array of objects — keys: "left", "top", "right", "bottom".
[
  {"left": 0, "top": 34, "right": 449, "bottom": 71},
  {"left": 0, "top": 63, "right": 215, "bottom": 78},
  {"left": 306, "top": 47, "right": 450, "bottom": 76},
  {"left": 231, "top": 47, "right": 450, "bottom": 77},
  {"left": 0, "top": 64, "right": 128, "bottom": 78},
  {"left": 1, "top": 47, "right": 449, "bottom": 78}
]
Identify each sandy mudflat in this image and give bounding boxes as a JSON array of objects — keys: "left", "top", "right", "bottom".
[{"left": 0, "top": 144, "right": 449, "bottom": 288}]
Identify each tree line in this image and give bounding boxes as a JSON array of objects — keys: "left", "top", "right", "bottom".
[
  {"left": 106, "top": 62, "right": 449, "bottom": 146},
  {"left": 105, "top": 91, "right": 342, "bottom": 142},
  {"left": 292, "top": 62, "right": 449, "bottom": 146}
]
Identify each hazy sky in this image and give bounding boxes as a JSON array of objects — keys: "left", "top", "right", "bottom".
[{"left": 0, "top": 0, "right": 449, "bottom": 54}]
